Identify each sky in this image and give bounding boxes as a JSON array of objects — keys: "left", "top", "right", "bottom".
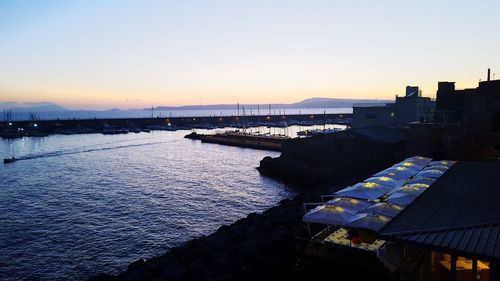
[{"left": 0, "top": 0, "right": 499, "bottom": 110}]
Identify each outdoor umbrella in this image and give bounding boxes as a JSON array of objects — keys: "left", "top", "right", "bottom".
[
  {"left": 326, "top": 197, "right": 373, "bottom": 213},
  {"left": 393, "top": 161, "right": 425, "bottom": 172},
  {"left": 423, "top": 165, "right": 448, "bottom": 172},
  {"left": 374, "top": 167, "right": 416, "bottom": 181},
  {"left": 352, "top": 182, "right": 393, "bottom": 193},
  {"left": 345, "top": 213, "right": 391, "bottom": 232},
  {"left": 385, "top": 192, "right": 418, "bottom": 206},
  {"left": 303, "top": 205, "right": 357, "bottom": 225},
  {"left": 364, "top": 176, "right": 404, "bottom": 189},
  {"left": 365, "top": 202, "right": 404, "bottom": 217},
  {"left": 334, "top": 185, "right": 387, "bottom": 200},
  {"left": 387, "top": 184, "right": 425, "bottom": 196},
  {"left": 416, "top": 169, "right": 445, "bottom": 179},
  {"left": 429, "top": 160, "right": 456, "bottom": 168},
  {"left": 407, "top": 177, "right": 435, "bottom": 186},
  {"left": 406, "top": 156, "right": 432, "bottom": 166}
]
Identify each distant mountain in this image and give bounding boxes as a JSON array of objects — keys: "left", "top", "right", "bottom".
[
  {"left": 153, "top": 97, "right": 391, "bottom": 111},
  {"left": 1, "top": 98, "right": 391, "bottom": 121},
  {"left": 0, "top": 102, "right": 68, "bottom": 112}
]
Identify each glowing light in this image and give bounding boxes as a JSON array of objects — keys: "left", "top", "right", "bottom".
[
  {"left": 33, "top": 123, "right": 38, "bottom": 127},
  {"left": 8, "top": 122, "right": 12, "bottom": 126},
  {"left": 402, "top": 162, "right": 415, "bottom": 167},
  {"left": 392, "top": 204, "right": 403, "bottom": 210},
  {"left": 379, "top": 177, "right": 391, "bottom": 182},
  {"left": 395, "top": 166, "right": 407, "bottom": 171},
  {"left": 363, "top": 182, "right": 379, "bottom": 188},
  {"left": 379, "top": 215, "right": 390, "bottom": 221},
  {"left": 409, "top": 183, "right": 429, "bottom": 189}
]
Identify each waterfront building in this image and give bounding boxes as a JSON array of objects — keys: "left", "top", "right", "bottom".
[
  {"left": 353, "top": 86, "right": 435, "bottom": 128},
  {"left": 301, "top": 158, "right": 500, "bottom": 281},
  {"left": 380, "top": 160, "right": 500, "bottom": 281}
]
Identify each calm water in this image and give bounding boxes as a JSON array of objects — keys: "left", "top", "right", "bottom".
[{"left": 0, "top": 130, "right": 294, "bottom": 280}]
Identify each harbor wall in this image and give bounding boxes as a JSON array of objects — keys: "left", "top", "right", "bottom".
[{"left": 0, "top": 113, "right": 351, "bottom": 136}]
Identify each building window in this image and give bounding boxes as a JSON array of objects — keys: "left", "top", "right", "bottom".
[
  {"left": 365, "top": 113, "right": 376, "bottom": 119},
  {"left": 390, "top": 112, "right": 395, "bottom": 118}
]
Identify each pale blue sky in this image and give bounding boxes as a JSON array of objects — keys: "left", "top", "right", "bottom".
[{"left": 0, "top": 0, "right": 499, "bottom": 109}]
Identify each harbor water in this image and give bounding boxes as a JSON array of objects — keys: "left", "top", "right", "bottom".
[{"left": 0, "top": 129, "right": 296, "bottom": 280}]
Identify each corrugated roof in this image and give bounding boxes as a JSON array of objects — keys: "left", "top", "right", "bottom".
[
  {"left": 383, "top": 224, "right": 500, "bottom": 260},
  {"left": 379, "top": 161, "right": 500, "bottom": 260}
]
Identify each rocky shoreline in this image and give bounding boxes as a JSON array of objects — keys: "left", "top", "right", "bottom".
[
  {"left": 90, "top": 132, "right": 404, "bottom": 281},
  {"left": 89, "top": 179, "right": 373, "bottom": 281}
]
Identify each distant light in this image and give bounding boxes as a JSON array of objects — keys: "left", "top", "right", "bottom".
[
  {"left": 167, "top": 123, "right": 171, "bottom": 126},
  {"left": 33, "top": 123, "right": 38, "bottom": 127},
  {"left": 8, "top": 122, "right": 12, "bottom": 126}
]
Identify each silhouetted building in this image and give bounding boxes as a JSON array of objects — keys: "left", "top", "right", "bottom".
[
  {"left": 353, "top": 86, "right": 434, "bottom": 128},
  {"left": 408, "top": 69, "right": 500, "bottom": 159},
  {"left": 435, "top": 70, "right": 500, "bottom": 132}
]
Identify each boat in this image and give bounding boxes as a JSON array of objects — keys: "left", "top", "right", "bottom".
[{"left": 3, "top": 157, "right": 17, "bottom": 164}]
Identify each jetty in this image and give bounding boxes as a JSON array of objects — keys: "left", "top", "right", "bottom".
[{"left": 185, "top": 131, "right": 290, "bottom": 151}]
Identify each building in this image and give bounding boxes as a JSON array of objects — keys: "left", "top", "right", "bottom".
[
  {"left": 407, "top": 69, "right": 500, "bottom": 160},
  {"left": 352, "top": 103, "right": 396, "bottom": 128},
  {"left": 353, "top": 86, "right": 435, "bottom": 128},
  {"left": 301, "top": 157, "right": 500, "bottom": 281},
  {"left": 379, "top": 160, "right": 500, "bottom": 281},
  {"left": 435, "top": 69, "right": 500, "bottom": 132}
]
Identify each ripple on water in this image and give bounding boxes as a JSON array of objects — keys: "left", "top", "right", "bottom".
[{"left": 0, "top": 131, "right": 293, "bottom": 280}]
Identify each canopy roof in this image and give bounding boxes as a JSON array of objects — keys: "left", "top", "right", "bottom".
[
  {"left": 334, "top": 185, "right": 387, "bottom": 200},
  {"left": 346, "top": 213, "right": 391, "bottom": 231},
  {"left": 406, "top": 156, "right": 432, "bottom": 166},
  {"left": 303, "top": 205, "right": 356, "bottom": 225},
  {"left": 373, "top": 167, "right": 417, "bottom": 181},
  {"left": 385, "top": 192, "right": 418, "bottom": 206},
  {"left": 326, "top": 197, "right": 373, "bottom": 213},
  {"left": 428, "top": 160, "right": 456, "bottom": 168},
  {"left": 387, "top": 185, "right": 425, "bottom": 196},
  {"left": 364, "top": 176, "right": 404, "bottom": 189},
  {"left": 416, "top": 169, "right": 445, "bottom": 179},
  {"left": 407, "top": 177, "right": 435, "bottom": 186},
  {"left": 304, "top": 156, "right": 456, "bottom": 234},
  {"left": 365, "top": 202, "right": 404, "bottom": 217}
]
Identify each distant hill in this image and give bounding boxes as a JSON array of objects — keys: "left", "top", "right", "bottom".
[
  {"left": 0, "top": 102, "right": 68, "bottom": 112},
  {"left": 153, "top": 97, "right": 391, "bottom": 110},
  {"left": 0, "top": 98, "right": 391, "bottom": 121}
]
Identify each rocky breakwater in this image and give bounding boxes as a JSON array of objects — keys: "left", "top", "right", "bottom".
[{"left": 89, "top": 196, "right": 309, "bottom": 281}]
